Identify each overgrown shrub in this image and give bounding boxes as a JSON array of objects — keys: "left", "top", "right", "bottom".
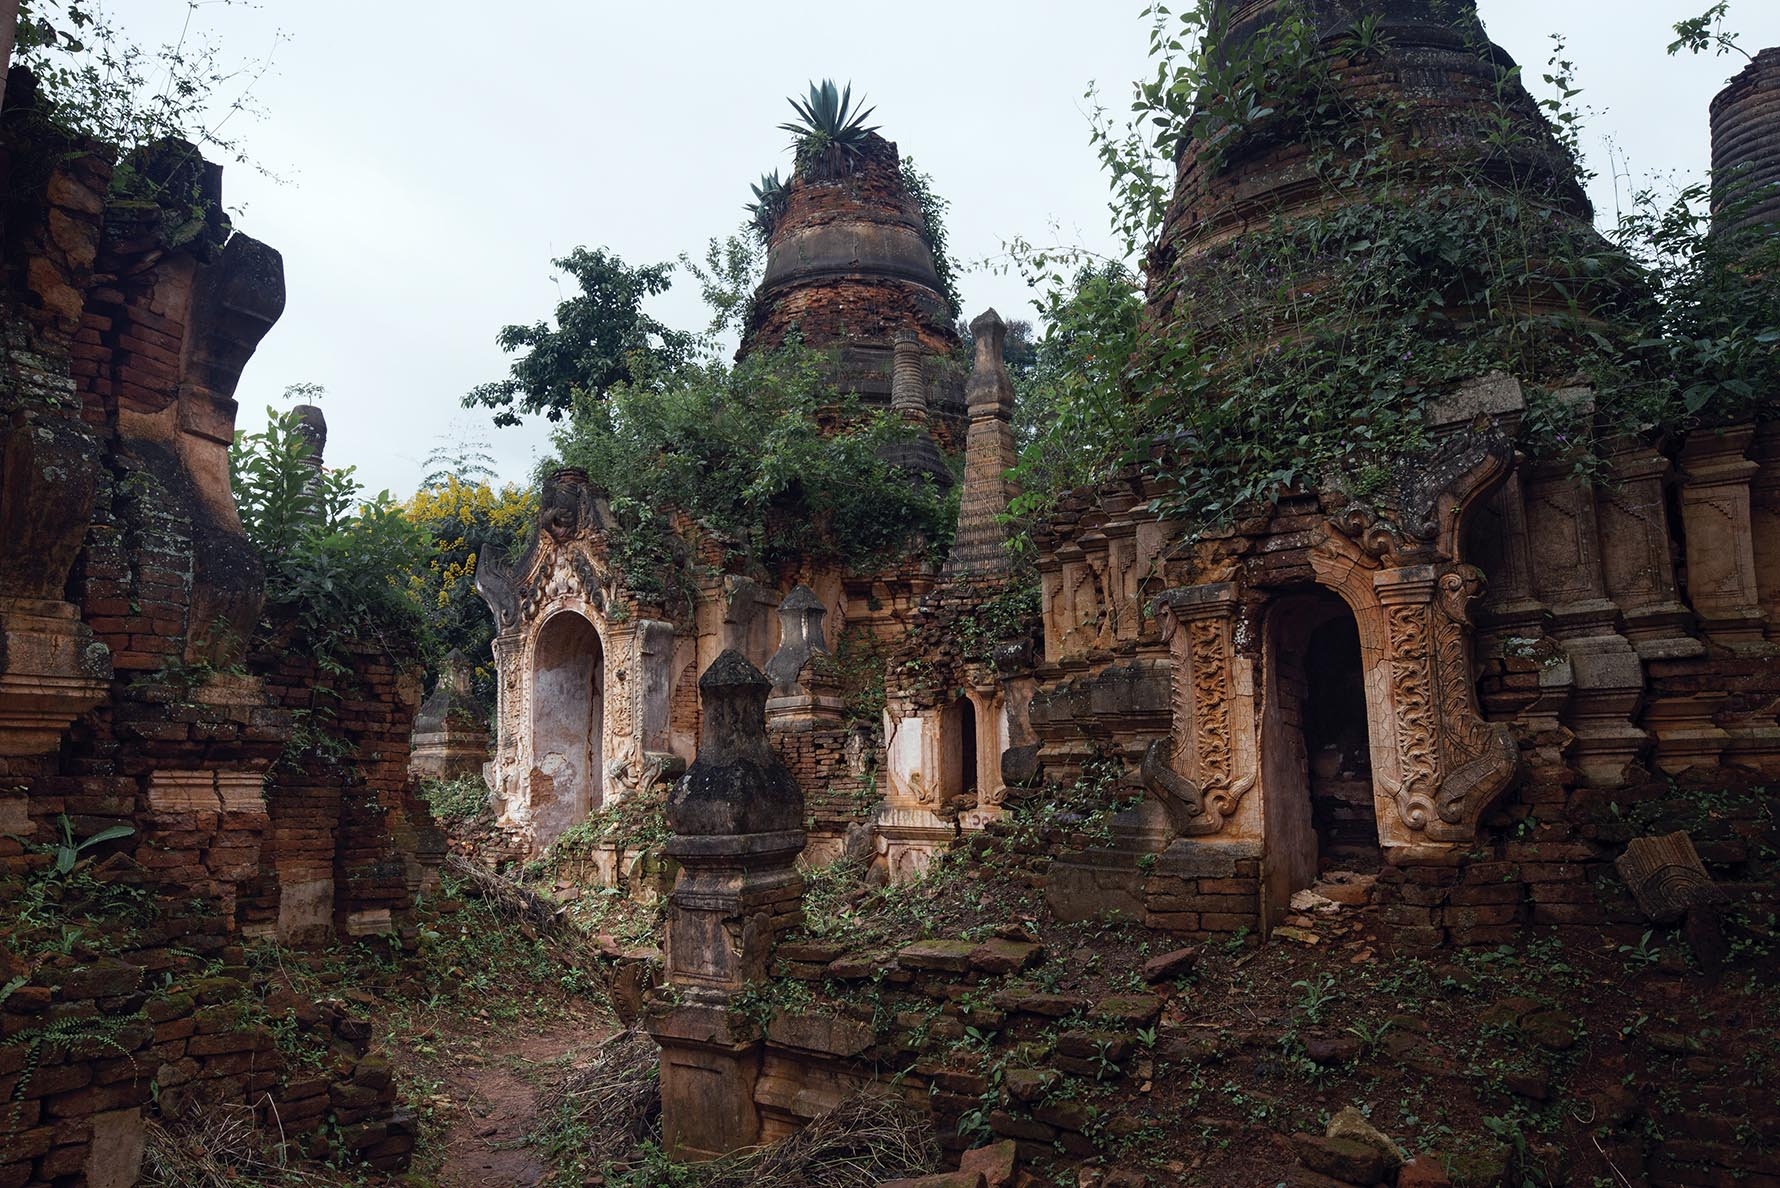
[
  {"left": 418, "top": 776, "right": 491, "bottom": 825},
  {"left": 549, "top": 343, "right": 957, "bottom": 575},
  {"left": 230, "top": 405, "right": 431, "bottom": 662}
]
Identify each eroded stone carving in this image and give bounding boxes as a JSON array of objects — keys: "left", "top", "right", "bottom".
[{"left": 1145, "top": 584, "right": 1257, "bottom": 836}]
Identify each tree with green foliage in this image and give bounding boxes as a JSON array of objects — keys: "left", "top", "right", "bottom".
[
  {"left": 230, "top": 406, "right": 430, "bottom": 660},
  {"left": 549, "top": 342, "right": 957, "bottom": 592},
  {"left": 402, "top": 475, "right": 536, "bottom": 705},
  {"left": 463, "top": 247, "right": 697, "bottom": 427},
  {"left": 1007, "top": 262, "right": 1144, "bottom": 524}
]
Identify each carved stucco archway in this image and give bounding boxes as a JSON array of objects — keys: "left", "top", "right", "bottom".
[{"left": 1144, "top": 429, "right": 1521, "bottom": 862}]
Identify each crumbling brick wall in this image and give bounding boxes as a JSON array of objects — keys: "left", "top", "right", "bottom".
[{"left": 0, "top": 73, "right": 434, "bottom": 1186}]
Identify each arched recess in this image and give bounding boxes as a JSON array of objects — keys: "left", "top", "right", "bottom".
[
  {"left": 530, "top": 611, "right": 604, "bottom": 844},
  {"left": 1308, "top": 528, "right": 1520, "bottom": 852},
  {"left": 1260, "top": 592, "right": 1381, "bottom": 918},
  {"left": 939, "top": 694, "right": 979, "bottom": 801}
]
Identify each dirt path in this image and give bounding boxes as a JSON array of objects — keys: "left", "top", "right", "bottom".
[{"left": 414, "top": 1009, "right": 613, "bottom": 1188}]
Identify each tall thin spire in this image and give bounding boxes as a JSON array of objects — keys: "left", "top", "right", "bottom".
[{"left": 946, "top": 310, "right": 1019, "bottom": 576}]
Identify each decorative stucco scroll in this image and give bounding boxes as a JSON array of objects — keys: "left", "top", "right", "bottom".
[
  {"left": 1313, "top": 523, "right": 1521, "bottom": 845},
  {"left": 1145, "top": 583, "right": 1258, "bottom": 836}
]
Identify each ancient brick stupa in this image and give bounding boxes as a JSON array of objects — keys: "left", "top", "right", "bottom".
[
  {"left": 739, "top": 128, "right": 965, "bottom": 458},
  {"left": 1711, "top": 46, "right": 1780, "bottom": 234},
  {"left": 1145, "top": 0, "right": 1631, "bottom": 345}
]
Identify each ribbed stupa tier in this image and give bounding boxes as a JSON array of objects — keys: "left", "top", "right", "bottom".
[{"left": 1711, "top": 48, "right": 1780, "bottom": 236}]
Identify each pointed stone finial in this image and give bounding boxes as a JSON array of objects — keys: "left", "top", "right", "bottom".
[
  {"left": 292, "top": 404, "right": 327, "bottom": 467},
  {"left": 765, "top": 586, "right": 830, "bottom": 695},
  {"left": 968, "top": 309, "right": 1014, "bottom": 418},
  {"left": 669, "top": 650, "right": 803, "bottom": 836}
]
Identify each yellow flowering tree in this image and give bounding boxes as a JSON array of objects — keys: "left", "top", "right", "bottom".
[{"left": 402, "top": 477, "right": 538, "bottom": 704}]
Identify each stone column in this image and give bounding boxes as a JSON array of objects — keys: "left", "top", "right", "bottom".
[
  {"left": 649, "top": 652, "right": 805, "bottom": 1162},
  {"left": 877, "top": 330, "right": 953, "bottom": 487},
  {"left": 1678, "top": 424, "right": 1768, "bottom": 650},
  {"left": 1596, "top": 436, "right": 1700, "bottom": 660},
  {"left": 1752, "top": 422, "right": 1780, "bottom": 641},
  {"left": 1522, "top": 454, "right": 1648, "bottom": 786},
  {"left": 890, "top": 330, "right": 928, "bottom": 424}
]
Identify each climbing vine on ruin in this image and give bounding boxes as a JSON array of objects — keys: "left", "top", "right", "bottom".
[
  {"left": 899, "top": 157, "right": 964, "bottom": 321},
  {"left": 1008, "top": 1, "right": 1779, "bottom": 539}
]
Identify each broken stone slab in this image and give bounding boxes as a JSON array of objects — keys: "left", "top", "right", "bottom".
[
  {"left": 1273, "top": 926, "right": 1322, "bottom": 945},
  {"left": 1292, "top": 1133, "right": 1391, "bottom": 1185},
  {"left": 1142, "top": 947, "right": 1196, "bottom": 983},
  {"left": 898, "top": 939, "right": 979, "bottom": 973},
  {"left": 764, "top": 1012, "right": 875, "bottom": 1058},
  {"left": 1303, "top": 1033, "right": 1364, "bottom": 1066},
  {"left": 825, "top": 951, "right": 887, "bottom": 980},
  {"left": 1518, "top": 1009, "right": 1580, "bottom": 1052},
  {"left": 1291, "top": 889, "right": 1342, "bottom": 915},
  {"left": 1003, "top": 1068, "right": 1057, "bottom": 1103},
  {"left": 777, "top": 940, "right": 845, "bottom": 964},
  {"left": 959, "top": 1139, "right": 1017, "bottom": 1187},
  {"left": 1616, "top": 831, "right": 1724, "bottom": 923},
  {"left": 1090, "top": 995, "right": 1162, "bottom": 1028},
  {"left": 880, "top": 1174, "right": 986, "bottom": 1188},
  {"left": 1396, "top": 1155, "right": 1455, "bottom": 1188},
  {"left": 1055, "top": 1031, "right": 1131, "bottom": 1062},
  {"left": 1325, "top": 1107, "right": 1405, "bottom": 1169},
  {"left": 990, "top": 988, "right": 1088, "bottom": 1018},
  {"left": 968, "top": 939, "right": 1043, "bottom": 975},
  {"left": 1156, "top": 837, "right": 1262, "bottom": 879}
]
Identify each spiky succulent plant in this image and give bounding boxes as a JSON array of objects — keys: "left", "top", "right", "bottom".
[
  {"left": 779, "top": 79, "right": 880, "bottom": 179},
  {"left": 746, "top": 170, "right": 787, "bottom": 243}
]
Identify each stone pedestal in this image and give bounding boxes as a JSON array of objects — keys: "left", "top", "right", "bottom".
[
  {"left": 1522, "top": 459, "right": 1648, "bottom": 785},
  {"left": 409, "top": 650, "right": 491, "bottom": 781},
  {"left": 1678, "top": 424, "right": 1770, "bottom": 652},
  {"left": 648, "top": 651, "right": 806, "bottom": 1162},
  {"left": 764, "top": 585, "right": 844, "bottom": 727}
]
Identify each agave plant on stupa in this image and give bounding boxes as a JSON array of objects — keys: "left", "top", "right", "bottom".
[
  {"left": 745, "top": 170, "right": 787, "bottom": 242},
  {"left": 779, "top": 79, "right": 880, "bottom": 179}
]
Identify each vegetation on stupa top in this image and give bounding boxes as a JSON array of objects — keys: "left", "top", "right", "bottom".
[
  {"left": 781, "top": 79, "right": 881, "bottom": 180},
  {"left": 1004, "top": 0, "right": 1780, "bottom": 536},
  {"left": 744, "top": 78, "right": 963, "bottom": 319},
  {"left": 12, "top": 0, "right": 280, "bottom": 188},
  {"left": 548, "top": 340, "right": 958, "bottom": 597}
]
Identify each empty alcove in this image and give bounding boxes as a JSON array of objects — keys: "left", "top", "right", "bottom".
[
  {"left": 1261, "top": 591, "right": 1381, "bottom": 917},
  {"left": 938, "top": 694, "right": 979, "bottom": 801},
  {"left": 531, "top": 612, "right": 605, "bottom": 840}
]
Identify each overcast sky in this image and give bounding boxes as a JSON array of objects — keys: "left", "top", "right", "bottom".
[{"left": 116, "top": 1, "right": 1780, "bottom": 498}]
